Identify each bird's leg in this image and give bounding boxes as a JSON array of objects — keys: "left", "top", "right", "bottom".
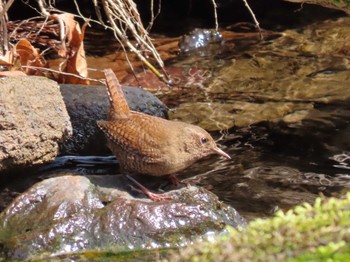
[
  {"left": 167, "top": 174, "right": 190, "bottom": 188},
  {"left": 126, "top": 175, "right": 172, "bottom": 201}
]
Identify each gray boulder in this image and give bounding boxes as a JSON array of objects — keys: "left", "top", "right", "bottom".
[
  {"left": 0, "top": 78, "right": 168, "bottom": 173},
  {"left": 59, "top": 84, "right": 168, "bottom": 155}
]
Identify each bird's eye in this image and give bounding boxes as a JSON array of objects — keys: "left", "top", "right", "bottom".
[{"left": 200, "top": 137, "right": 208, "bottom": 144}]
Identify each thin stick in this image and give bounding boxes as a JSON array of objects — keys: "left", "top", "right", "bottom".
[
  {"left": 37, "top": 0, "right": 50, "bottom": 16},
  {"left": 21, "top": 65, "right": 105, "bottom": 84},
  {"left": 0, "top": 0, "right": 14, "bottom": 19},
  {"left": 73, "top": 0, "right": 90, "bottom": 24},
  {"left": 242, "top": 0, "right": 263, "bottom": 40},
  {"left": 0, "top": 1, "right": 9, "bottom": 53},
  {"left": 147, "top": 0, "right": 162, "bottom": 31},
  {"left": 211, "top": 0, "right": 219, "bottom": 31},
  {"left": 101, "top": 0, "right": 171, "bottom": 85}
]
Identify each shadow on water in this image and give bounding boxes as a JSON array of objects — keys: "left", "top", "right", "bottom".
[
  {"left": 2, "top": 17, "right": 350, "bottom": 224},
  {"left": 181, "top": 101, "right": 350, "bottom": 221},
  {"left": 22, "top": 100, "right": 348, "bottom": 222}
]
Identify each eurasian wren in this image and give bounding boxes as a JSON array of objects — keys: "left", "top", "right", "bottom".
[{"left": 97, "top": 69, "right": 230, "bottom": 199}]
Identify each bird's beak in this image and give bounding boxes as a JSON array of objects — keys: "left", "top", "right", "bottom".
[{"left": 212, "top": 147, "right": 231, "bottom": 159}]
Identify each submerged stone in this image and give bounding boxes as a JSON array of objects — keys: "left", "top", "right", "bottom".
[
  {"left": 0, "top": 175, "right": 245, "bottom": 260},
  {"left": 179, "top": 28, "right": 224, "bottom": 56},
  {"left": 168, "top": 17, "right": 350, "bottom": 131}
]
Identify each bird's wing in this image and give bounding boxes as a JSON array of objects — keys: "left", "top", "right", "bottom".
[{"left": 97, "top": 118, "right": 169, "bottom": 163}]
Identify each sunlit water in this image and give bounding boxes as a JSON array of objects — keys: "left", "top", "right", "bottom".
[
  {"left": 9, "top": 100, "right": 348, "bottom": 223},
  {"left": 2, "top": 18, "right": 350, "bottom": 224},
  {"left": 190, "top": 101, "right": 350, "bottom": 221}
]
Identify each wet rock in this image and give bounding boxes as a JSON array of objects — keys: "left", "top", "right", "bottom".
[
  {"left": 0, "top": 76, "right": 72, "bottom": 173},
  {"left": 59, "top": 84, "right": 168, "bottom": 155},
  {"left": 170, "top": 101, "right": 313, "bottom": 131},
  {"left": 179, "top": 28, "right": 224, "bottom": 56},
  {"left": 0, "top": 175, "right": 246, "bottom": 260}
]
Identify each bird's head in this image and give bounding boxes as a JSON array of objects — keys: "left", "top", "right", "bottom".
[{"left": 182, "top": 125, "right": 231, "bottom": 160}]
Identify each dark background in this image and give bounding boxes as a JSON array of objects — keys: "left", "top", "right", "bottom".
[{"left": 8, "top": 0, "right": 345, "bottom": 35}]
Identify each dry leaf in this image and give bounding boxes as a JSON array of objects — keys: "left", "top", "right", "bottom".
[
  {"left": 0, "top": 51, "right": 14, "bottom": 66},
  {"left": 0, "top": 70, "right": 27, "bottom": 77},
  {"left": 14, "top": 39, "right": 46, "bottom": 76},
  {"left": 51, "top": 13, "right": 89, "bottom": 84}
]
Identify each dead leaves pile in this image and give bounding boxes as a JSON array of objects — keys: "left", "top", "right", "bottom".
[{"left": 0, "top": 13, "right": 89, "bottom": 84}]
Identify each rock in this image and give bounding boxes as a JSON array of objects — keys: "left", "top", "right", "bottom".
[
  {"left": 0, "top": 80, "right": 168, "bottom": 173},
  {"left": 59, "top": 84, "right": 168, "bottom": 155},
  {"left": 179, "top": 28, "right": 224, "bottom": 55},
  {"left": 0, "top": 76, "right": 72, "bottom": 173},
  {"left": 0, "top": 175, "right": 246, "bottom": 260}
]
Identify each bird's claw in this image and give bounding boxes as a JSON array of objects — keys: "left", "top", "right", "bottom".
[{"left": 126, "top": 175, "right": 172, "bottom": 201}]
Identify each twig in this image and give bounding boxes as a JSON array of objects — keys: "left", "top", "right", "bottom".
[
  {"left": 73, "top": 0, "right": 91, "bottom": 24},
  {"left": 92, "top": 0, "right": 105, "bottom": 25},
  {"left": 25, "top": 16, "right": 49, "bottom": 40},
  {"left": 50, "top": 14, "right": 68, "bottom": 53},
  {"left": 211, "top": 0, "right": 219, "bottom": 31},
  {"left": 0, "top": 0, "right": 15, "bottom": 54},
  {"left": 9, "top": 16, "right": 42, "bottom": 38},
  {"left": 0, "top": 0, "right": 14, "bottom": 19},
  {"left": 242, "top": 0, "right": 263, "bottom": 40},
  {"left": 21, "top": 65, "right": 105, "bottom": 84},
  {"left": 37, "top": 0, "right": 50, "bottom": 16},
  {"left": 147, "top": 0, "right": 162, "bottom": 32},
  {"left": 101, "top": 0, "right": 171, "bottom": 85}
]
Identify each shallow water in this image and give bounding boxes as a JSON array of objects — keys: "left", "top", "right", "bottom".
[
  {"left": 151, "top": 18, "right": 350, "bottom": 221},
  {"left": 191, "top": 101, "right": 350, "bottom": 221},
  {"left": 6, "top": 100, "right": 347, "bottom": 223},
  {"left": 2, "top": 18, "right": 350, "bottom": 224}
]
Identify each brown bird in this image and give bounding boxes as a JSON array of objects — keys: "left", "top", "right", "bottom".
[{"left": 97, "top": 69, "right": 230, "bottom": 200}]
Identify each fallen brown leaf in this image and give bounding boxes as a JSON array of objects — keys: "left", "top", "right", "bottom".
[
  {"left": 13, "top": 39, "right": 47, "bottom": 76},
  {"left": 0, "top": 51, "right": 14, "bottom": 66},
  {"left": 0, "top": 70, "right": 27, "bottom": 77},
  {"left": 51, "top": 13, "right": 89, "bottom": 84}
]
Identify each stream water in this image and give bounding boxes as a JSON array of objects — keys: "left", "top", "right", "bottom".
[
  {"left": 2, "top": 17, "right": 350, "bottom": 226},
  {"left": 10, "top": 98, "right": 348, "bottom": 223},
  {"left": 189, "top": 101, "right": 350, "bottom": 221}
]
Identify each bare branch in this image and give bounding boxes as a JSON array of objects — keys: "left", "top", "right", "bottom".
[
  {"left": 0, "top": 0, "right": 14, "bottom": 19},
  {"left": 37, "top": 0, "right": 51, "bottom": 16},
  {"left": 101, "top": 0, "right": 171, "bottom": 84},
  {"left": 21, "top": 65, "right": 105, "bottom": 84},
  {"left": 242, "top": 0, "right": 263, "bottom": 40},
  {"left": 211, "top": 0, "right": 218, "bottom": 31},
  {"left": 147, "top": 0, "right": 162, "bottom": 32}
]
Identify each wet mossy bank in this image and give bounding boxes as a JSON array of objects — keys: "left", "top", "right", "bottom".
[
  {"left": 11, "top": 192, "right": 349, "bottom": 261},
  {"left": 169, "top": 193, "right": 350, "bottom": 261},
  {"left": 0, "top": 175, "right": 245, "bottom": 260}
]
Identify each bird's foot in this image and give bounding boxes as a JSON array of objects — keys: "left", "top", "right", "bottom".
[
  {"left": 167, "top": 174, "right": 190, "bottom": 188},
  {"left": 126, "top": 175, "right": 172, "bottom": 201}
]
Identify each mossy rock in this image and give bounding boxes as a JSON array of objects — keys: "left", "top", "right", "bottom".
[{"left": 170, "top": 193, "right": 350, "bottom": 261}]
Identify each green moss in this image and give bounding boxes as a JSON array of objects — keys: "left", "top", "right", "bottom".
[
  {"left": 334, "top": 0, "right": 350, "bottom": 6},
  {"left": 32, "top": 247, "right": 172, "bottom": 261},
  {"left": 169, "top": 193, "right": 350, "bottom": 261},
  {"left": 292, "top": 241, "right": 350, "bottom": 262}
]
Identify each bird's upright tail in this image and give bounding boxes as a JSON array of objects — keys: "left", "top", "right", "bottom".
[{"left": 104, "top": 68, "right": 130, "bottom": 119}]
